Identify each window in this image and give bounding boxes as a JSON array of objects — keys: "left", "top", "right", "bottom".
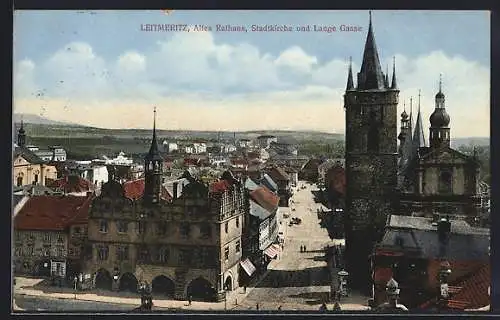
[
  {"left": 73, "top": 226, "right": 81, "bottom": 234},
  {"left": 57, "top": 246, "right": 65, "bottom": 257},
  {"left": 180, "top": 223, "right": 190, "bottom": 239},
  {"left": 156, "top": 222, "right": 167, "bottom": 235},
  {"left": 157, "top": 247, "right": 169, "bottom": 263},
  {"left": 236, "top": 241, "right": 240, "bottom": 253},
  {"left": 42, "top": 247, "right": 50, "bottom": 256},
  {"left": 26, "top": 245, "right": 34, "bottom": 256},
  {"left": 99, "top": 220, "right": 108, "bottom": 233},
  {"left": 68, "top": 248, "right": 74, "bottom": 256},
  {"left": 236, "top": 217, "right": 240, "bottom": 228},
  {"left": 138, "top": 246, "right": 150, "bottom": 262},
  {"left": 43, "top": 233, "right": 51, "bottom": 242},
  {"left": 34, "top": 174, "right": 39, "bottom": 184},
  {"left": 136, "top": 221, "right": 146, "bottom": 234},
  {"left": 224, "top": 247, "right": 229, "bottom": 261},
  {"left": 200, "top": 224, "right": 212, "bottom": 239},
  {"left": 439, "top": 170, "right": 453, "bottom": 194},
  {"left": 57, "top": 234, "right": 64, "bottom": 243},
  {"left": 178, "top": 249, "right": 192, "bottom": 265},
  {"left": 15, "top": 247, "right": 22, "bottom": 256},
  {"left": 225, "top": 222, "right": 229, "bottom": 233},
  {"left": 16, "top": 176, "right": 23, "bottom": 187},
  {"left": 97, "top": 245, "right": 109, "bottom": 260},
  {"left": 15, "top": 232, "right": 21, "bottom": 242},
  {"left": 116, "top": 245, "right": 129, "bottom": 261},
  {"left": 117, "top": 221, "right": 128, "bottom": 233}
]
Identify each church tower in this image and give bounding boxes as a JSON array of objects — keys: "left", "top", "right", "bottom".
[
  {"left": 429, "top": 75, "right": 451, "bottom": 149},
  {"left": 144, "top": 107, "right": 163, "bottom": 205},
  {"left": 17, "top": 118, "right": 26, "bottom": 147},
  {"left": 398, "top": 101, "right": 410, "bottom": 157},
  {"left": 344, "top": 12, "right": 399, "bottom": 290}
]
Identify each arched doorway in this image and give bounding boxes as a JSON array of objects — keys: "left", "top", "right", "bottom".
[
  {"left": 36, "top": 259, "right": 52, "bottom": 278},
  {"left": 224, "top": 275, "right": 233, "bottom": 291},
  {"left": 119, "top": 272, "right": 138, "bottom": 293},
  {"left": 187, "top": 277, "right": 217, "bottom": 302},
  {"left": 152, "top": 275, "right": 175, "bottom": 297},
  {"left": 95, "top": 269, "right": 112, "bottom": 291}
]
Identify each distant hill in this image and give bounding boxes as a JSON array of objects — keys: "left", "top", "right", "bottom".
[
  {"left": 13, "top": 113, "right": 87, "bottom": 127},
  {"left": 451, "top": 137, "right": 489, "bottom": 148}
]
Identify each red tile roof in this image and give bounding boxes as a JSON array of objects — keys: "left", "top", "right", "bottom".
[
  {"left": 210, "top": 179, "right": 231, "bottom": 193},
  {"left": 15, "top": 195, "right": 89, "bottom": 231},
  {"left": 122, "top": 178, "right": 172, "bottom": 201},
  {"left": 419, "top": 263, "right": 490, "bottom": 310},
  {"left": 48, "top": 175, "right": 93, "bottom": 193},
  {"left": 250, "top": 187, "right": 279, "bottom": 213},
  {"left": 450, "top": 263, "right": 490, "bottom": 309},
  {"left": 66, "top": 194, "right": 94, "bottom": 226}
]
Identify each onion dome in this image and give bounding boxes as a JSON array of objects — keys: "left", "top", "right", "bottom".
[
  {"left": 401, "top": 110, "right": 408, "bottom": 120},
  {"left": 430, "top": 108, "right": 450, "bottom": 127}
]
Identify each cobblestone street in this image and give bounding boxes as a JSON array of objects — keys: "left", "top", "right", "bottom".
[{"left": 234, "top": 182, "right": 357, "bottom": 311}]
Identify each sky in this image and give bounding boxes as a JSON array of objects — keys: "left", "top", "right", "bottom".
[{"left": 13, "top": 10, "right": 490, "bottom": 137}]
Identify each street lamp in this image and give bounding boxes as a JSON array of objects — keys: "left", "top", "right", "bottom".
[{"left": 337, "top": 270, "right": 349, "bottom": 299}]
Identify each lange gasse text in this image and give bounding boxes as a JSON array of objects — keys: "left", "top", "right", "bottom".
[{"left": 140, "top": 24, "right": 362, "bottom": 33}]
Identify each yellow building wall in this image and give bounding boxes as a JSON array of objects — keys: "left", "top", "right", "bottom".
[{"left": 13, "top": 155, "right": 58, "bottom": 186}]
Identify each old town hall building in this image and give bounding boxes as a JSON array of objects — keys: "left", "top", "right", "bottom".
[
  {"left": 343, "top": 12, "right": 483, "bottom": 293},
  {"left": 84, "top": 109, "right": 245, "bottom": 302}
]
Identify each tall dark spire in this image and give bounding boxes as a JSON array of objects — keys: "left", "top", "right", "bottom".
[
  {"left": 147, "top": 106, "right": 161, "bottom": 159},
  {"left": 346, "top": 56, "right": 354, "bottom": 90},
  {"left": 412, "top": 90, "right": 426, "bottom": 150},
  {"left": 384, "top": 65, "right": 389, "bottom": 88},
  {"left": 17, "top": 116, "right": 26, "bottom": 147},
  {"left": 357, "top": 11, "right": 385, "bottom": 90},
  {"left": 391, "top": 56, "right": 398, "bottom": 89}
]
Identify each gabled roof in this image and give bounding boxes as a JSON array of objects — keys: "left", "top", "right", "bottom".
[
  {"left": 267, "top": 166, "right": 290, "bottom": 181},
  {"left": 250, "top": 187, "right": 279, "bottom": 213},
  {"left": 13, "top": 146, "right": 45, "bottom": 164},
  {"left": 245, "top": 178, "right": 260, "bottom": 191},
  {"left": 418, "top": 146, "right": 475, "bottom": 163},
  {"left": 15, "top": 195, "right": 89, "bottom": 231},
  {"left": 261, "top": 173, "right": 278, "bottom": 191},
  {"left": 13, "top": 184, "right": 55, "bottom": 196},
  {"left": 122, "top": 178, "right": 172, "bottom": 201},
  {"left": 249, "top": 199, "right": 271, "bottom": 220}
]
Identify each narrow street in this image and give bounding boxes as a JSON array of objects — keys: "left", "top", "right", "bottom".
[{"left": 234, "top": 182, "right": 341, "bottom": 311}]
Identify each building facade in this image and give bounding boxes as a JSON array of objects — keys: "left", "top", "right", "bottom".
[
  {"left": 397, "top": 81, "right": 481, "bottom": 221},
  {"left": 343, "top": 13, "right": 399, "bottom": 290},
  {"left": 83, "top": 111, "right": 245, "bottom": 302}
]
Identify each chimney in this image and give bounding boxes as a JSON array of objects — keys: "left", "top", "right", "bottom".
[
  {"left": 172, "top": 182, "right": 178, "bottom": 199},
  {"left": 437, "top": 217, "right": 451, "bottom": 243}
]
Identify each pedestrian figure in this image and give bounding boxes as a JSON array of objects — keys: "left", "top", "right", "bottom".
[
  {"left": 319, "top": 302, "right": 328, "bottom": 312},
  {"left": 333, "top": 301, "right": 341, "bottom": 311},
  {"left": 188, "top": 294, "right": 192, "bottom": 306},
  {"left": 300, "top": 245, "right": 303, "bottom": 252},
  {"left": 256, "top": 303, "right": 259, "bottom": 310},
  {"left": 244, "top": 286, "right": 247, "bottom": 293},
  {"left": 278, "top": 305, "right": 282, "bottom": 311},
  {"left": 304, "top": 245, "right": 307, "bottom": 252}
]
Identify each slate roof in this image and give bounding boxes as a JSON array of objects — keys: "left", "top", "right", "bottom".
[
  {"left": 13, "top": 146, "right": 45, "bottom": 164},
  {"left": 261, "top": 174, "right": 278, "bottom": 192},
  {"left": 245, "top": 178, "right": 260, "bottom": 191},
  {"left": 15, "top": 195, "right": 89, "bottom": 231},
  {"left": 268, "top": 166, "right": 290, "bottom": 181},
  {"left": 249, "top": 199, "right": 271, "bottom": 220},
  {"left": 13, "top": 194, "right": 25, "bottom": 208},
  {"left": 13, "top": 184, "right": 55, "bottom": 196},
  {"left": 378, "top": 216, "right": 490, "bottom": 261}
]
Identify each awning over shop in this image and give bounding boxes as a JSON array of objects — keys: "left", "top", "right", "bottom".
[
  {"left": 264, "top": 244, "right": 281, "bottom": 258},
  {"left": 240, "top": 258, "right": 257, "bottom": 276}
]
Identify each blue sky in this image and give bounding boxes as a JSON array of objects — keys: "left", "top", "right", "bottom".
[{"left": 13, "top": 10, "right": 490, "bottom": 136}]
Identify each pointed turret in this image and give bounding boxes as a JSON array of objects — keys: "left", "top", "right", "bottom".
[
  {"left": 384, "top": 65, "right": 389, "bottom": 88},
  {"left": 346, "top": 56, "right": 354, "bottom": 90},
  {"left": 17, "top": 117, "right": 26, "bottom": 147},
  {"left": 412, "top": 90, "right": 426, "bottom": 154},
  {"left": 357, "top": 11, "right": 386, "bottom": 90},
  {"left": 144, "top": 107, "right": 163, "bottom": 205},
  {"left": 391, "top": 56, "right": 398, "bottom": 89}
]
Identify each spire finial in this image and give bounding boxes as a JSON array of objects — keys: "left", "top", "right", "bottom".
[
  {"left": 418, "top": 90, "right": 421, "bottom": 112},
  {"left": 439, "top": 73, "right": 443, "bottom": 93},
  {"left": 369, "top": 10, "right": 372, "bottom": 25},
  {"left": 403, "top": 100, "right": 406, "bottom": 112},
  {"left": 153, "top": 106, "right": 157, "bottom": 131},
  {"left": 346, "top": 56, "right": 354, "bottom": 90}
]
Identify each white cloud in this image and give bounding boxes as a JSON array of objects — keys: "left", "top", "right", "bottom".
[{"left": 12, "top": 32, "right": 489, "bottom": 137}]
